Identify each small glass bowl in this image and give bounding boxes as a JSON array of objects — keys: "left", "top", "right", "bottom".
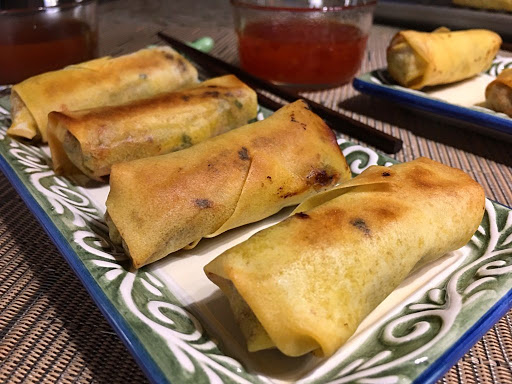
[
  {"left": 231, "top": 0, "right": 376, "bottom": 90},
  {"left": 0, "top": 0, "right": 98, "bottom": 85}
]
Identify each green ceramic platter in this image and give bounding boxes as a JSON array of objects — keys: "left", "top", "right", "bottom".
[{"left": 0, "top": 92, "right": 511, "bottom": 384}]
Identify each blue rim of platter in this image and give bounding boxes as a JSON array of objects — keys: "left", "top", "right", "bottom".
[
  {"left": 1, "top": 139, "right": 512, "bottom": 384},
  {"left": 352, "top": 74, "right": 512, "bottom": 140}
]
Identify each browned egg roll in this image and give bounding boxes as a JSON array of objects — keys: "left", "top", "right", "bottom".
[
  {"left": 486, "top": 68, "right": 512, "bottom": 117},
  {"left": 8, "top": 46, "right": 198, "bottom": 142},
  {"left": 204, "top": 158, "right": 485, "bottom": 358},
  {"left": 453, "top": 0, "right": 512, "bottom": 11},
  {"left": 106, "top": 100, "right": 351, "bottom": 268},
  {"left": 387, "top": 28, "right": 501, "bottom": 89},
  {"left": 47, "top": 75, "right": 258, "bottom": 181}
]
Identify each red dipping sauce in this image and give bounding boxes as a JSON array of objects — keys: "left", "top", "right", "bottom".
[
  {"left": 0, "top": 1, "right": 98, "bottom": 85},
  {"left": 0, "top": 19, "right": 97, "bottom": 85},
  {"left": 237, "top": 20, "right": 368, "bottom": 88}
]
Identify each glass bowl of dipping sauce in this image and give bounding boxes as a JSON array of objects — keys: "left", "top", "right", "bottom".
[
  {"left": 231, "top": 0, "right": 376, "bottom": 90},
  {"left": 0, "top": 0, "right": 98, "bottom": 85}
]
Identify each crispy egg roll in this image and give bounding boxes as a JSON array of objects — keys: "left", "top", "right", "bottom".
[
  {"left": 486, "top": 68, "right": 512, "bottom": 117},
  {"left": 8, "top": 46, "right": 198, "bottom": 142},
  {"left": 47, "top": 75, "right": 257, "bottom": 181},
  {"left": 387, "top": 29, "right": 501, "bottom": 89},
  {"left": 106, "top": 100, "right": 351, "bottom": 268},
  {"left": 453, "top": 0, "right": 512, "bottom": 11},
  {"left": 205, "top": 158, "right": 485, "bottom": 357}
]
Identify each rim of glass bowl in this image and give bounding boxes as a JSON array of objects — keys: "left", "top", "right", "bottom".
[
  {"left": 0, "top": 0, "right": 96, "bottom": 16},
  {"left": 230, "top": 0, "right": 378, "bottom": 12}
]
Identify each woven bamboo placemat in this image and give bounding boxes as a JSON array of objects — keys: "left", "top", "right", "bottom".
[{"left": 1, "top": 1, "right": 512, "bottom": 383}]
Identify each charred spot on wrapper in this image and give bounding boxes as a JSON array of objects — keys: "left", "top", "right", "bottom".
[
  {"left": 290, "top": 112, "right": 307, "bottom": 129},
  {"left": 195, "top": 199, "right": 213, "bottom": 209},
  {"left": 181, "top": 95, "right": 191, "bottom": 102},
  {"left": 307, "top": 169, "right": 335, "bottom": 186},
  {"left": 238, "top": 147, "right": 250, "bottom": 161},
  {"left": 203, "top": 91, "right": 220, "bottom": 98},
  {"left": 350, "top": 218, "right": 371, "bottom": 236},
  {"left": 382, "top": 171, "right": 391, "bottom": 177},
  {"left": 295, "top": 212, "right": 310, "bottom": 219},
  {"left": 314, "top": 170, "right": 332, "bottom": 185}
]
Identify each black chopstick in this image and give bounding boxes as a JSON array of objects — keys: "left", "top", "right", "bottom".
[{"left": 157, "top": 32, "right": 403, "bottom": 154}]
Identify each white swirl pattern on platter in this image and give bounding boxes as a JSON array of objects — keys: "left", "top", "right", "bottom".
[
  {"left": 342, "top": 145, "right": 380, "bottom": 174},
  {"left": 0, "top": 108, "right": 9, "bottom": 140},
  {"left": 486, "top": 57, "right": 512, "bottom": 77},
  {"left": 120, "top": 273, "right": 263, "bottom": 384}
]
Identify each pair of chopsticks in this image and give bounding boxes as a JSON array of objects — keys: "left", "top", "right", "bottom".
[{"left": 158, "top": 32, "right": 403, "bottom": 154}]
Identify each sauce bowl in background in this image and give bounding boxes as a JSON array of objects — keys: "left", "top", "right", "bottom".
[
  {"left": 0, "top": 0, "right": 98, "bottom": 85},
  {"left": 231, "top": 0, "right": 376, "bottom": 90}
]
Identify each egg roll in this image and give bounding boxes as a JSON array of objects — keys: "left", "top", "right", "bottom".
[
  {"left": 47, "top": 75, "right": 257, "bottom": 181},
  {"left": 8, "top": 46, "right": 198, "bottom": 142},
  {"left": 486, "top": 68, "right": 512, "bottom": 117},
  {"left": 106, "top": 100, "right": 351, "bottom": 268},
  {"left": 387, "top": 28, "right": 501, "bottom": 89},
  {"left": 205, "top": 158, "right": 485, "bottom": 357},
  {"left": 453, "top": 0, "right": 512, "bottom": 11}
]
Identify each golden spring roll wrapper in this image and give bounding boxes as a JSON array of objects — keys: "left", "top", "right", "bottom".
[
  {"left": 106, "top": 100, "right": 351, "bottom": 268},
  {"left": 387, "top": 29, "right": 501, "bottom": 90},
  {"left": 453, "top": 0, "right": 512, "bottom": 11},
  {"left": 47, "top": 75, "right": 258, "bottom": 181},
  {"left": 8, "top": 46, "right": 198, "bottom": 142},
  {"left": 486, "top": 68, "right": 512, "bottom": 117},
  {"left": 204, "top": 158, "right": 486, "bottom": 357}
]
